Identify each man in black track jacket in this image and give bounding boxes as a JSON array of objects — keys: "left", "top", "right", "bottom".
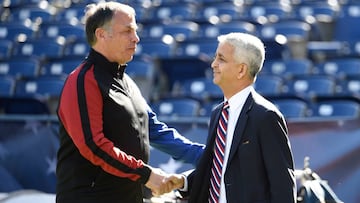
[{"left": 56, "top": 2, "right": 204, "bottom": 203}]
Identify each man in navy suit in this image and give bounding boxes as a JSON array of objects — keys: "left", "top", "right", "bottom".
[{"left": 168, "top": 32, "right": 296, "bottom": 203}]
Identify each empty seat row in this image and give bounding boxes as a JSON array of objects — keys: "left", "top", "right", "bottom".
[{"left": 150, "top": 97, "right": 360, "bottom": 120}]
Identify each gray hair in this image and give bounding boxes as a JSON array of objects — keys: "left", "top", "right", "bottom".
[{"left": 217, "top": 32, "right": 265, "bottom": 79}]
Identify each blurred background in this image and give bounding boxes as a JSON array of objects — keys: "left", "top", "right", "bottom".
[{"left": 0, "top": 0, "right": 359, "bottom": 202}]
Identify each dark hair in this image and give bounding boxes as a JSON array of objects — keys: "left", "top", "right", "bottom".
[{"left": 84, "top": 3, "right": 114, "bottom": 46}]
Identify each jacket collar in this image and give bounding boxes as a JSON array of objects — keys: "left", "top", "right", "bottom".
[{"left": 87, "top": 48, "right": 127, "bottom": 79}]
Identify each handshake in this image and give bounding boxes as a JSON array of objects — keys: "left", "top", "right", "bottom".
[{"left": 145, "top": 168, "right": 185, "bottom": 196}]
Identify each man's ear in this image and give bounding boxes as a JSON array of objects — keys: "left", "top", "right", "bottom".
[
  {"left": 237, "top": 63, "right": 248, "bottom": 79},
  {"left": 95, "top": 27, "right": 106, "bottom": 41}
]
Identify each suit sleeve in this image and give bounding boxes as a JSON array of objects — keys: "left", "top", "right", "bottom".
[
  {"left": 259, "top": 111, "right": 297, "bottom": 203},
  {"left": 57, "top": 65, "right": 151, "bottom": 184}
]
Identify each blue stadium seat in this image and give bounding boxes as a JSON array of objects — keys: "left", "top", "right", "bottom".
[
  {"left": 12, "top": 38, "right": 65, "bottom": 59},
  {"left": 254, "top": 75, "right": 284, "bottom": 96},
  {"left": 40, "top": 58, "right": 83, "bottom": 78},
  {"left": 194, "top": 3, "right": 242, "bottom": 23},
  {"left": 262, "top": 59, "right": 313, "bottom": 79},
  {"left": 141, "top": 21, "right": 199, "bottom": 42},
  {"left": 0, "top": 58, "right": 39, "bottom": 79},
  {"left": 151, "top": 98, "right": 201, "bottom": 117},
  {"left": 242, "top": 2, "right": 292, "bottom": 23},
  {"left": 273, "top": 98, "right": 309, "bottom": 119},
  {"left": 0, "top": 39, "right": 13, "bottom": 59},
  {"left": 8, "top": 5, "right": 55, "bottom": 23},
  {"left": 177, "top": 77, "right": 223, "bottom": 101},
  {"left": 0, "top": 76, "right": 15, "bottom": 97},
  {"left": 135, "top": 39, "right": 176, "bottom": 58},
  {"left": 63, "top": 38, "right": 89, "bottom": 57},
  {"left": 197, "top": 21, "right": 257, "bottom": 39},
  {"left": 14, "top": 78, "right": 65, "bottom": 98},
  {"left": 315, "top": 58, "right": 360, "bottom": 79},
  {"left": 306, "top": 41, "right": 348, "bottom": 61},
  {"left": 157, "top": 57, "right": 210, "bottom": 90},
  {"left": 338, "top": 78, "right": 360, "bottom": 98},
  {"left": 310, "top": 100, "right": 360, "bottom": 119},
  {"left": 284, "top": 75, "right": 336, "bottom": 98},
  {"left": 258, "top": 20, "right": 311, "bottom": 41},
  {"left": 176, "top": 39, "right": 218, "bottom": 58},
  {"left": 334, "top": 4, "right": 360, "bottom": 41},
  {"left": 293, "top": 3, "right": 340, "bottom": 40},
  {"left": 38, "top": 22, "right": 85, "bottom": 41},
  {"left": 0, "top": 22, "right": 36, "bottom": 41},
  {"left": 54, "top": 5, "right": 86, "bottom": 23},
  {"left": 147, "top": 3, "right": 196, "bottom": 22},
  {"left": 199, "top": 100, "right": 222, "bottom": 117}
]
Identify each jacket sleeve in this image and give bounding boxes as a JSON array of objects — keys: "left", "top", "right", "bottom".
[
  {"left": 147, "top": 105, "right": 205, "bottom": 166},
  {"left": 57, "top": 64, "right": 151, "bottom": 184},
  {"left": 259, "top": 111, "right": 297, "bottom": 203}
]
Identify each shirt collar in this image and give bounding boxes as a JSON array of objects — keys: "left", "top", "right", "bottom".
[{"left": 225, "top": 86, "right": 253, "bottom": 112}]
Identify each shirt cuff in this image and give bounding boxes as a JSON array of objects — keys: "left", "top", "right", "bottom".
[{"left": 179, "top": 174, "right": 188, "bottom": 192}]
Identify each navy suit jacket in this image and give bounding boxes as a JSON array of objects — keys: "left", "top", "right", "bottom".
[{"left": 185, "top": 90, "right": 296, "bottom": 203}]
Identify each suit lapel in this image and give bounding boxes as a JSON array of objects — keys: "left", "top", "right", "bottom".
[{"left": 227, "top": 93, "right": 254, "bottom": 164}]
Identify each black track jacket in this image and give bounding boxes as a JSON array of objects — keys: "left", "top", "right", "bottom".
[{"left": 56, "top": 49, "right": 151, "bottom": 203}]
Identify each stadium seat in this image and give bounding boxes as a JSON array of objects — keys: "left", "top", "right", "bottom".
[
  {"left": 0, "top": 22, "right": 36, "bottom": 41},
  {"left": 54, "top": 5, "right": 87, "bottom": 23},
  {"left": 175, "top": 39, "right": 218, "bottom": 58},
  {"left": 273, "top": 98, "right": 309, "bottom": 119},
  {"left": 284, "top": 75, "right": 336, "bottom": 98},
  {"left": 157, "top": 57, "right": 210, "bottom": 90},
  {"left": 177, "top": 77, "right": 223, "bottom": 101},
  {"left": 338, "top": 78, "right": 360, "bottom": 98},
  {"left": 38, "top": 22, "right": 85, "bottom": 41},
  {"left": 258, "top": 20, "right": 311, "bottom": 58},
  {"left": 262, "top": 59, "right": 313, "bottom": 79},
  {"left": 197, "top": 21, "right": 257, "bottom": 39},
  {"left": 254, "top": 75, "right": 284, "bottom": 97},
  {"left": 150, "top": 98, "right": 201, "bottom": 117},
  {"left": 199, "top": 100, "right": 222, "bottom": 117},
  {"left": 8, "top": 5, "right": 55, "bottom": 23},
  {"left": 0, "top": 58, "right": 39, "bottom": 79},
  {"left": 12, "top": 38, "right": 65, "bottom": 59},
  {"left": 242, "top": 2, "right": 292, "bottom": 23},
  {"left": 135, "top": 38, "right": 176, "bottom": 58},
  {"left": 293, "top": 3, "right": 340, "bottom": 40},
  {"left": 141, "top": 21, "right": 199, "bottom": 42},
  {"left": 0, "top": 76, "right": 15, "bottom": 97},
  {"left": 147, "top": 3, "right": 196, "bottom": 22},
  {"left": 39, "top": 57, "right": 83, "bottom": 78},
  {"left": 333, "top": 4, "right": 360, "bottom": 41},
  {"left": 306, "top": 41, "right": 348, "bottom": 62},
  {"left": 63, "top": 38, "right": 89, "bottom": 57},
  {"left": 14, "top": 78, "right": 65, "bottom": 98},
  {"left": 310, "top": 99, "right": 360, "bottom": 119},
  {"left": 315, "top": 58, "right": 360, "bottom": 79},
  {"left": 0, "top": 39, "right": 13, "bottom": 59},
  {"left": 194, "top": 3, "right": 242, "bottom": 23}
]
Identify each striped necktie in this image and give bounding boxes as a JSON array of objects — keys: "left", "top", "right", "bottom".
[{"left": 209, "top": 101, "right": 229, "bottom": 203}]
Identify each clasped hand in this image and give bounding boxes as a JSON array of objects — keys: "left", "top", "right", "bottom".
[{"left": 145, "top": 168, "right": 184, "bottom": 196}]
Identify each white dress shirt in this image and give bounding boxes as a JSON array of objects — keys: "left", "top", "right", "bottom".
[{"left": 218, "top": 86, "right": 252, "bottom": 203}]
